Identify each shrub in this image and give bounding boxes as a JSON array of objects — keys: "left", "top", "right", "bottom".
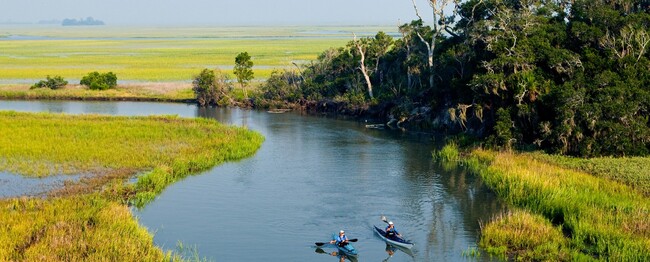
[
  {"left": 260, "top": 70, "right": 302, "bottom": 102},
  {"left": 192, "top": 68, "right": 232, "bottom": 107},
  {"left": 80, "top": 71, "right": 117, "bottom": 90},
  {"left": 31, "top": 75, "right": 68, "bottom": 90}
]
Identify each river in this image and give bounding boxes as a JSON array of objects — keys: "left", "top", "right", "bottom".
[{"left": 0, "top": 100, "right": 503, "bottom": 261}]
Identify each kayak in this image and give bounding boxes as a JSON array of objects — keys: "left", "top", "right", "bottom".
[
  {"left": 336, "top": 242, "right": 358, "bottom": 257},
  {"left": 373, "top": 225, "right": 414, "bottom": 249},
  {"left": 332, "top": 234, "right": 358, "bottom": 257}
]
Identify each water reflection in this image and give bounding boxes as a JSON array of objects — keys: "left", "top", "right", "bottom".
[
  {"left": 382, "top": 244, "right": 415, "bottom": 261},
  {"left": 82, "top": 102, "right": 117, "bottom": 115},
  {"left": 314, "top": 247, "right": 358, "bottom": 262},
  {"left": 39, "top": 101, "right": 69, "bottom": 113}
]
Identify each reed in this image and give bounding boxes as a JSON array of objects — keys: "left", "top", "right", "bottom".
[{"left": 464, "top": 149, "right": 650, "bottom": 261}]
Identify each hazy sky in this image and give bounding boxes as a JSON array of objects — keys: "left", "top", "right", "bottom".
[{"left": 1, "top": 0, "right": 439, "bottom": 26}]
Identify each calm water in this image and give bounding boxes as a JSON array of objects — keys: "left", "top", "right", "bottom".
[{"left": 0, "top": 100, "right": 503, "bottom": 261}]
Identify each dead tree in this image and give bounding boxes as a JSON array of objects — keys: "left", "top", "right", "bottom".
[
  {"left": 353, "top": 33, "right": 374, "bottom": 99},
  {"left": 411, "top": 0, "right": 460, "bottom": 89}
]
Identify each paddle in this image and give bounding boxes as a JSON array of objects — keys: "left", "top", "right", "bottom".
[
  {"left": 315, "top": 238, "right": 358, "bottom": 246},
  {"left": 381, "top": 215, "right": 390, "bottom": 224}
]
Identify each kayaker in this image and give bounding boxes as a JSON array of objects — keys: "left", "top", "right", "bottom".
[
  {"left": 385, "top": 221, "right": 402, "bottom": 239},
  {"left": 330, "top": 230, "right": 349, "bottom": 247}
]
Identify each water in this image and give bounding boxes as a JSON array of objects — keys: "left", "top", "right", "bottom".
[
  {"left": 0, "top": 171, "right": 84, "bottom": 198},
  {"left": 0, "top": 100, "right": 504, "bottom": 261}
]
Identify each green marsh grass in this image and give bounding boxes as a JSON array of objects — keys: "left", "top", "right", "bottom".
[
  {"left": 480, "top": 210, "right": 572, "bottom": 260},
  {"left": 0, "top": 111, "right": 264, "bottom": 260},
  {"left": 432, "top": 142, "right": 460, "bottom": 162},
  {"left": 529, "top": 153, "right": 650, "bottom": 197},
  {"left": 464, "top": 149, "right": 650, "bottom": 261},
  {"left": 0, "top": 26, "right": 365, "bottom": 81},
  {"left": 0, "top": 83, "right": 195, "bottom": 102},
  {"left": 0, "top": 195, "right": 174, "bottom": 261}
]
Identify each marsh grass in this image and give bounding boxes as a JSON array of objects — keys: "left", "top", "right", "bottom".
[
  {"left": 464, "top": 149, "right": 650, "bottom": 261},
  {"left": 0, "top": 37, "right": 347, "bottom": 81},
  {"left": 0, "top": 83, "right": 195, "bottom": 102},
  {"left": 529, "top": 153, "right": 650, "bottom": 197},
  {"left": 0, "top": 195, "right": 175, "bottom": 261},
  {"left": 480, "top": 210, "right": 573, "bottom": 261},
  {"left": 432, "top": 142, "right": 460, "bottom": 162},
  {"left": 0, "top": 111, "right": 264, "bottom": 260}
]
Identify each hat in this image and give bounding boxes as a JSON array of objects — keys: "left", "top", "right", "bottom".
[
  {"left": 340, "top": 230, "right": 345, "bottom": 234},
  {"left": 388, "top": 221, "right": 394, "bottom": 225}
]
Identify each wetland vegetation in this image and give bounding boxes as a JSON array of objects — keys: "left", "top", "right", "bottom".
[
  {"left": 0, "top": 111, "right": 263, "bottom": 260},
  {"left": 434, "top": 144, "right": 650, "bottom": 261}
]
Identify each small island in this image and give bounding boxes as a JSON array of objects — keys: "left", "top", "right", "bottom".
[{"left": 62, "top": 17, "right": 104, "bottom": 26}]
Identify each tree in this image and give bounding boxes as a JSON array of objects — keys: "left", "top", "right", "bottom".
[
  {"left": 234, "top": 52, "right": 254, "bottom": 99},
  {"left": 352, "top": 33, "right": 374, "bottom": 99},
  {"left": 411, "top": 0, "right": 460, "bottom": 89}
]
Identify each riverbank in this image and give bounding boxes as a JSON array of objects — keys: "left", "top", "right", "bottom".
[
  {"left": 0, "top": 83, "right": 195, "bottom": 103},
  {"left": 0, "top": 111, "right": 264, "bottom": 260},
  {"left": 457, "top": 148, "right": 650, "bottom": 261}
]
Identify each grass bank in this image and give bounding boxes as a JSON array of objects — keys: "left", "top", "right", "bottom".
[
  {"left": 457, "top": 148, "right": 650, "bottom": 261},
  {"left": 0, "top": 111, "right": 264, "bottom": 260},
  {"left": 0, "top": 83, "right": 195, "bottom": 102}
]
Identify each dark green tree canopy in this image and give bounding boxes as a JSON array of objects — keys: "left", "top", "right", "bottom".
[{"left": 267, "top": 0, "right": 650, "bottom": 157}]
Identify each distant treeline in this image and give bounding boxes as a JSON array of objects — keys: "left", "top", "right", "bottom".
[
  {"left": 62, "top": 17, "right": 104, "bottom": 26},
  {"left": 259, "top": 0, "right": 650, "bottom": 157}
]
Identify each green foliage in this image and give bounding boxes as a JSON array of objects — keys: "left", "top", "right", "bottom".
[
  {"left": 234, "top": 52, "right": 254, "bottom": 97},
  {"left": 266, "top": 0, "right": 649, "bottom": 157},
  {"left": 80, "top": 71, "right": 117, "bottom": 90},
  {"left": 30, "top": 75, "right": 68, "bottom": 90},
  {"left": 260, "top": 69, "right": 303, "bottom": 102},
  {"left": 192, "top": 68, "right": 232, "bottom": 107},
  {"left": 493, "top": 108, "right": 514, "bottom": 150}
]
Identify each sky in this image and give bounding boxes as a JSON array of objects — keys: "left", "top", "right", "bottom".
[{"left": 1, "top": 0, "right": 439, "bottom": 26}]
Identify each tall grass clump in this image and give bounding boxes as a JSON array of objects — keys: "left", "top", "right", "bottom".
[
  {"left": 480, "top": 210, "right": 574, "bottom": 261},
  {"left": 432, "top": 142, "right": 460, "bottom": 162},
  {"left": 465, "top": 149, "right": 650, "bottom": 261}
]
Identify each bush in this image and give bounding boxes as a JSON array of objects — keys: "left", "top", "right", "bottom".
[
  {"left": 31, "top": 75, "right": 68, "bottom": 90},
  {"left": 260, "top": 70, "right": 302, "bottom": 102},
  {"left": 192, "top": 68, "right": 232, "bottom": 107},
  {"left": 80, "top": 71, "right": 117, "bottom": 90}
]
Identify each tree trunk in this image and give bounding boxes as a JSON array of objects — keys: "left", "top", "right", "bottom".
[{"left": 353, "top": 34, "right": 374, "bottom": 99}]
